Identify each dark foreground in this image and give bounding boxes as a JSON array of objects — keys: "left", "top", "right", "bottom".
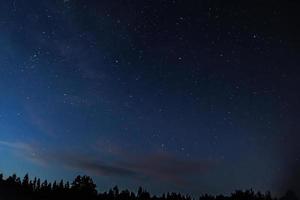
[{"left": 0, "top": 173, "right": 297, "bottom": 200}]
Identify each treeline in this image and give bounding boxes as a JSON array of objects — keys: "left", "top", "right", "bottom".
[{"left": 0, "top": 173, "right": 298, "bottom": 200}]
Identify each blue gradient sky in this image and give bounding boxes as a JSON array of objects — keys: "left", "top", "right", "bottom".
[{"left": 0, "top": 0, "right": 299, "bottom": 196}]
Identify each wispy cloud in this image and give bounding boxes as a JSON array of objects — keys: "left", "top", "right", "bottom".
[
  {"left": 62, "top": 156, "right": 138, "bottom": 178},
  {"left": 0, "top": 141, "right": 32, "bottom": 151},
  {"left": 0, "top": 140, "right": 217, "bottom": 187},
  {"left": 122, "top": 153, "right": 215, "bottom": 186},
  {"left": 0, "top": 140, "right": 139, "bottom": 178}
]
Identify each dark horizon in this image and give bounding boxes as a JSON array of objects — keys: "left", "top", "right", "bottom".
[
  {"left": 0, "top": 0, "right": 299, "bottom": 197},
  {"left": 0, "top": 172, "right": 298, "bottom": 199}
]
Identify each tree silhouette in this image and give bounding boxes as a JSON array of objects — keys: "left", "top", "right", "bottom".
[
  {"left": 280, "top": 190, "right": 298, "bottom": 200},
  {"left": 0, "top": 172, "right": 297, "bottom": 200},
  {"left": 71, "top": 175, "right": 97, "bottom": 198},
  {"left": 22, "top": 174, "right": 29, "bottom": 187}
]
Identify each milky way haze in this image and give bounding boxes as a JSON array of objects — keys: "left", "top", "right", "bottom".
[{"left": 0, "top": 0, "right": 299, "bottom": 196}]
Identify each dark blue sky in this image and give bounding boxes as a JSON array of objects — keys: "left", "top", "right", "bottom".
[{"left": 0, "top": 0, "right": 299, "bottom": 196}]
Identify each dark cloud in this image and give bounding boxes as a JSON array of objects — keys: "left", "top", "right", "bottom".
[
  {"left": 0, "top": 140, "right": 137, "bottom": 178},
  {"left": 122, "top": 153, "right": 215, "bottom": 186},
  {"left": 62, "top": 156, "right": 138, "bottom": 178},
  {"left": 0, "top": 140, "right": 216, "bottom": 187},
  {"left": 59, "top": 152, "right": 216, "bottom": 187}
]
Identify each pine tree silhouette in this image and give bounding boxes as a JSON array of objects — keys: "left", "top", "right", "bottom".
[{"left": 0, "top": 172, "right": 297, "bottom": 200}]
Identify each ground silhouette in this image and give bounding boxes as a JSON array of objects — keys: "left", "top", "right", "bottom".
[{"left": 0, "top": 173, "right": 297, "bottom": 200}]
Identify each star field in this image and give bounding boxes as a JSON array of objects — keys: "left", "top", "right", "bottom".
[{"left": 0, "top": 0, "right": 300, "bottom": 196}]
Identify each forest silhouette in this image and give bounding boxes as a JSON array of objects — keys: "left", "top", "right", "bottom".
[{"left": 0, "top": 173, "right": 297, "bottom": 200}]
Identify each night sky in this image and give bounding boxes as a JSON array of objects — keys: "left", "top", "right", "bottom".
[{"left": 0, "top": 0, "right": 300, "bottom": 196}]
